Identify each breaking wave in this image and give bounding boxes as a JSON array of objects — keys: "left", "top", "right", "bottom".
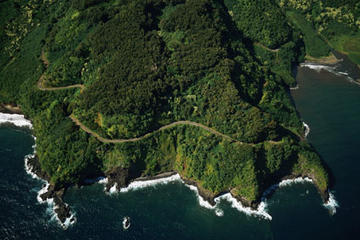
[
  {"left": 303, "top": 122, "right": 310, "bottom": 137},
  {"left": 323, "top": 192, "right": 339, "bottom": 215},
  {"left": 290, "top": 85, "right": 299, "bottom": 90},
  {"left": 303, "top": 122, "right": 310, "bottom": 138},
  {"left": 260, "top": 177, "right": 313, "bottom": 201},
  {"left": 184, "top": 184, "right": 216, "bottom": 209},
  {"left": 300, "top": 63, "right": 359, "bottom": 86},
  {"left": 0, "top": 112, "right": 33, "bottom": 128},
  {"left": 278, "top": 177, "right": 313, "bottom": 187},
  {"left": 109, "top": 173, "right": 272, "bottom": 220},
  {"left": 107, "top": 172, "right": 341, "bottom": 220},
  {"left": 300, "top": 63, "right": 337, "bottom": 73},
  {"left": 118, "top": 174, "right": 182, "bottom": 193},
  {"left": 24, "top": 134, "right": 76, "bottom": 229},
  {"left": 214, "top": 194, "right": 272, "bottom": 220}
]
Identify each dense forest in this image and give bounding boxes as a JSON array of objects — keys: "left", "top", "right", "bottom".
[{"left": 2, "top": 0, "right": 354, "bottom": 207}]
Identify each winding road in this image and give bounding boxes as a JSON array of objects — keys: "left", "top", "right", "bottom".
[
  {"left": 69, "top": 115, "right": 248, "bottom": 144},
  {"left": 37, "top": 50, "right": 85, "bottom": 91},
  {"left": 38, "top": 50, "right": 281, "bottom": 145}
]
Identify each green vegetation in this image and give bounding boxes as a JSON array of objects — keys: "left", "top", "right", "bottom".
[
  {"left": 224, "top": 0, "right": 292, "bottom": 48},
  {"left": 326, "top": 34, "right": 360, "bottom": 64},
  {"left": 0, "top": 0, "right": 336, "bottom": 204},
  {"left": 277, "top": 0, "right": 360, "bottom": 64},
  {"left": 286, "top": 11, "right": 330, "bottom": 58}
]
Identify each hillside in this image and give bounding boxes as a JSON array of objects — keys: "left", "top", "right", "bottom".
[{"left": 0, "top": 0, "right": 338, "bottom": 223}]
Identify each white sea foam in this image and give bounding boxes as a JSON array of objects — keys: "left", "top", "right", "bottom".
[
  {"left": 278, "top": 177, "right": 313, "bottom": 187},
  {"left": 118, "top": 174, "right": 182, "bottom": 193},
  {"left": 0, "top": 112, "right": 32, "bottom": 128},
  {"left": 261, "top": 177, "right": 339, "bottom": 215},
  {"left": 184, "top": 184, "right": 216, "bottom": 209},
  {"left": 24, "top": 140, "right": 76, "bottom": 229},
  {"left": 350, "top": 79, "right": 360, "bottom": 86},
  {"left": 338, "top": 71, "right": 349, "bottom": 76},
  {"left": 39, "top": 183, "right": 77, "bottom": 229},
  {"left": 108, "top": 172, "right": 338, "bottom": 221},
  {"left": 95, "top": 177, "right": 109, "bottom": 192},
  {"left": 303, "top": 122, "right": 310, "bottom": 138},
  {"left": 49, "top": 201, "right": 76, "bottom": 229},
  {"left": 109, "top": 183, "right": 118, "bottom": 194},
  {"left": 260, "top": 177, "right": 313, "bottom": 201},
  {"left": 214, "top": 194, "right": 272, "bottom": 220},
  {"left": 111, "top": 174, "right": 220, "bottom": 212},
  {"left": 112, "top": 174, "right": 318, "bottom": 220},
  {"left": 98, "top": 177, "right": 108, "bottom": 184},
  {"left": 323, "top": 192, "right": 339, "bottom": 215},
  {"left": 300, "top": 63, "right": 335, "bottom": 72},
  {"left": 290, "top": 85, "right": 299, "bottom": 90},
  {"left": 24, "top": 154, "right": 40, "bottom": 180},
  {"left": 301, "top": 63, "right": 355, "bottom": 82},
  {"left": 37, "top": 182, "right": 50, "bottom": 204},
  {"left": 62, "top": 212, "right": 77, "bottom": 229}
]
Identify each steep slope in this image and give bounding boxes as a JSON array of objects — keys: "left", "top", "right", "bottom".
[{"left": 0, "top": 0, "right": 331, "bottom": 223}]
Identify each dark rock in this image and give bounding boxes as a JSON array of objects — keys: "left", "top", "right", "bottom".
[
  {"left": 27, "top": 155, "right": 50, "bottom": 182},
  {"left": 181, "top": 177, "right": 217, "bottom": 206},
  {"left": 105, "top": 167, "right": 131, "bottom": 191}
]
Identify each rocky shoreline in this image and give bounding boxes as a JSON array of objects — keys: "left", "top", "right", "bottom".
[
  {"left": 20, "top": 125, "right": 332, "bottom": 226},
  {"left": 1, "top": 108, "right": 335, "bottom": 227},
  {"left": 102, "top": 167, "right": 331, "bottom": 216},
  {"left": 25, "top": 153, "right": 76, "bottom": 228},
  {"left": 26, "top": 152, "right": 334, "bottom": 226}
]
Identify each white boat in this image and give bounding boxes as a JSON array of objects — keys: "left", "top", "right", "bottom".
[{"left": 122, "top": 216, "right": 130, "bottom": 230}]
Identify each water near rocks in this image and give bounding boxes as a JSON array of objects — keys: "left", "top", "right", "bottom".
[{"left": 1, "top": 62, "right": 360, "bottom": 239}]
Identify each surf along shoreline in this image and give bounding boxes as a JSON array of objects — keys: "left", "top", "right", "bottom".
[
  {"left": 0, "top": 108, "right": 338, "bottom": 227},
  {"left": 0, "top": 47, "right": 347, "bottom": 228},
  {"left": 0, "top": 108, "right": 77, "bottom": 229},
  {"left": 100, "top": 169, "right": 337, "bottom": 220}
]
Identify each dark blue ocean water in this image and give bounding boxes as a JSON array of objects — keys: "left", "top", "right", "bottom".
[{"left": 1, "top": 66, "right": 360, "bottom": 239}]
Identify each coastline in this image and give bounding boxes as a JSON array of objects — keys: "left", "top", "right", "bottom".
[
  {"left": 1, "top": 109, "right": 338, "bottom": 228},
  {"left": 0, "top": 108, "right": 76, "bottom": 229},
  {"left": 25, "top": 149, "right": 76, "bottom": 229},
  {"left": 104, "top": 168, "right": 336, "bottom": 220},
  {"left": 300, "top": 62, "right": 360, "bottom": 85}
]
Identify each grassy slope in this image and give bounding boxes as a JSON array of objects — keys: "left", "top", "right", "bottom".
[
  {"left": 286, "top": 11, "right": 331, "bottom": 58},
  {"left": 325, "top": 33, "right": 360, "bottom": 65}
]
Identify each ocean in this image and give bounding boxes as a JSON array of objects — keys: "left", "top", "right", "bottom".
[{"left": 1, "top": 61, "right": 360, "bottom": 239}]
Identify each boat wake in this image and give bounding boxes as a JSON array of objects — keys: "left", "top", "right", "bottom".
[{"left": 122, "top": 216, "right": 131, "bottom": 230}]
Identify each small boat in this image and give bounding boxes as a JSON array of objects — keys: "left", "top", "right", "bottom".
[{"left": 122, "top": 216, "right": 130, "bottom": 230}]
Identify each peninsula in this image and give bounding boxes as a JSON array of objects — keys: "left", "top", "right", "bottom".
[{"left": 1, "top": 0, "right": 358, "bottom": 225}]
